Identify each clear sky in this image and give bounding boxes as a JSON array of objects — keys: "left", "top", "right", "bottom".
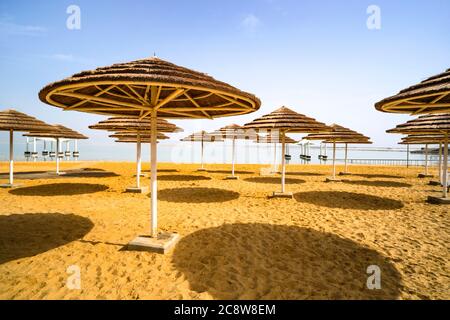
[{"left": 1, "top": 0, "right": 449, "bottom": 152}]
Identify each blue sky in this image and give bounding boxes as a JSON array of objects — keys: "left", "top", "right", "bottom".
[{"left": 0, "top": 0, "right": 449, "bottom": 155}]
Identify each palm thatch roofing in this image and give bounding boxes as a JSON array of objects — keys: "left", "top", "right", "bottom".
[
  {"left": 115, "top": 137, "right": 162, "bottom": 143},
  {"left": 386, "top": 113, "right": 450, "bottom": 135},
  {"left": 180, "top": 130, "right": 224, "bottom": 142},
  {"left": 109, "top": 132, "right": 168, "bottom": 140},
  {"left": 89, "top": 116, "right": 182, "bottom": 133},
  {"left": 243, "top": 106, "right": 331, "bottom": 133},
  {"left": 0, "top": 109, "right": 55, "bottom": 132},
  {"left": 254, "top": 134, "right": 298, "bottom": 144},
  {"left": 24, "top": 124, "right": 88, "bottom": 139},
  {"left": 375, "top": 68, "right": 450, "bottom": 114},
  {"left": 304, "top": 124, "right": 371, "bottom": 143},
  {"left": 214, "top": 124, "right": 257, "bottom": 140},
  {"left": 399, "top": 134, "right": 445, "bottom": 144},
  {"left": 39, "top": 56, "right": 261, "bottom": 119}
]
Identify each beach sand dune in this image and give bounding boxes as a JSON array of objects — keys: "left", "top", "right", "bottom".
[{"left": 0, "top": 162, "right": 448, "bottom": 299}]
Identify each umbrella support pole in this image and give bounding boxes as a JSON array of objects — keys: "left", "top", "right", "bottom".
[
  {"left": 326, "top": 141, "right": 341, "bottom": 182},
  {"left": 1, "top": 129, "right": 20, "bottom": 188},
  {"left": 270, "top": 131, "right": 292, "bottom": 198},
  {"left": 125, "top": 133, "right": 148, "bottom": 193},
  {"left": 339, "top": 143, "right": 352, "bottom": 176},
  {"left": 429, "top": 142, "right": 443, "bottom": 186},
  {"left": 427, "top": 136, "right": 449, "bottom": 204},
  {"left": 128, "top": 108, "right": 179, "bottom": 253},
  {"left": 226, "top": 137, "right": 238, "bottom": 179},
  {"left": 197, "top": 139, "right": 206, "bottom": 171}
]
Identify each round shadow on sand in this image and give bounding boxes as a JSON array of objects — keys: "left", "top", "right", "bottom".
[
  {"left": 342, "top": 180, "right": 412, "bottom": 188},
  {"left": 244, "top": 177, "right": 305, "bottom": 184},
  {"left": 157, "top": 175, "right": 211, "bottom": 182},
  {"left": 9, "top": 183, "right": 108, "bottom": 196},
  {"left": 286, "top": 172, "right": 324, "bottom": 177},
  {"left": 207, "top": 170, "right": 254, "bottom": 175},
  {"left": 294, "top": 191, "right": 404, "bottom": 210},
  {"left": 63, "top": 171, "right": 119, "bottom": 178},
  {"left": 172, "top": 223, "right": 402, "bottom": 299},
  {"left": 157, "top": 187, "right": 239, "bottom": 203},
  {"left": 0, "top": 213, "right": 93, "bottom": 264},
  {"left": 354, "top": 174, "right": 404, "bottom": 179}
]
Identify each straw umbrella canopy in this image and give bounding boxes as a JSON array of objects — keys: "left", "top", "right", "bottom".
[
  {"left": 243, "top": 106, "right": 331, "bottom": 197},
  {"left": 387, "top": 113, "right": 450, "bottom": 199},
  {"left": 24, "top": 125, "right": 88, "bottom": 175},
  {"left": 304, "top": 124, "right": 371, "bottom": 179},
  {"left": 375, "top": 68, "right": 450, "bottom": 114},
  {"left": 180, "top": 131, "right": 223, "bottom": 171},
  {"left": 90, "top": 116, "right": 180, "bottom": 191},
  {"left": 0, "top": 109, "right": 56, "bottom": 187},
  {"left": 109, "top": 132, "right": 169, "bottom": 140},
  {"left": 39, "top": 56, "right": 261, "bottom": 244},
  {"left": 254, "top": 134, "right": 297, "bottom": 171},
  {"left": 212, "top": 124, "right": 257, "bottom": 179}
]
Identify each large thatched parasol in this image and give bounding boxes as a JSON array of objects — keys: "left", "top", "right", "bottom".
[
  {"left": 244, "top": 106, "right": 331, "bottom": 198},
  {"left": 0, "top": 109, "right": 55, "bottom": 187},
  {"left": 387, "top": 114, "right": 450, "bottom": 202},
  {"left": 180, "top": 131, "right": 223, "bottom": 171},
  {"left": 39, "top": 56, "right": 261, "bottom": 251},
  {"left": 24, "top": 124, "right": 88, "bottom": 175},
  {"left": 304, "top": 124, "right": 371, "bottom": 180},
  {"left": 213, "top": 124, "right": 257, "bottom": 179},
  {"left": 375, "top": 68, "right": 450, "bottom": 114},
  {"left": 399, "top": 134, "right": 446, "bottom": 185},
  {"left": 90, "top": 116, "right": 180, "bottom": 193}
]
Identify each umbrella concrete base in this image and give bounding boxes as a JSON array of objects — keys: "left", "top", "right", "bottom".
[
  {"left": 426, "top": 196, "right": 450, "bottom": 205},
  {"left": 338, "top": 172, "right": 352, "bottom": 176},
  {"left": 225, "top": 176, "right": 239, "bottom": 180},
  {"left": 133, "top": 174, "right": 149, "bottom": 178},
  {"left": 418, "top": 173, "right": 433, "bottom": 178},
  {"left": 125, "top": 186, "right": 149, "bottom": 194},
  {"left": 325, "top": 177, "right": 342, "bottom": 182},
  {"left": 127, "top": 232, "right": 180, "bottom": 254},
  {"left": 428, "top": 180, "right": 442, "bottom": 186},
  {"left": 269, "top": 191, "right": 293, "bottom": 199},
  {"left": 197, "top": 168, "right": 207, "bottom": 172},
  {"left": 0, "top": 183, "right": 22, "bottom": 188}
]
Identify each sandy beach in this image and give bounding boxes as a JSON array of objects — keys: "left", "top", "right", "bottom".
[{"left": 0, "top": 161, "right": 448, "bottom": 300}]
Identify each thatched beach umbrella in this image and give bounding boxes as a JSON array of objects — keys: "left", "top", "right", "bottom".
[
  {"left": 244, "top": 106, "right": 331, "bottom": 198},
  {"left": 24, "top": 125, "right": 88, "bottom": 175},
  {"left": 0, "top": 109, "right": 55, "bottom": 187},
  {"left": 323, "top": 138, "right": 372, "bottom": 175},
  {"left": 90, "top": 116, "right": 180, "bottom": 193},
  {"left": 399, "top": 134, "right": 446, "bottom": 185},
  {"left": 375, "top": 68, "right": 450, "bottom": 114},
  {"left": 180, "top": 131, "right": 223, "bottom": 171},
  {"left": 39, "top": 56, "right": 260, "bottom": 251},
  {"left": 213, "top": 124, "right": 257, "bottom": 180},
  {"left": 304, "top": 124, "right": 371, "bottom": 181},
  {"left": 387, "top": 114, "right": 450, "bottom": 203},
  {"left": 254, "top": 134, "right": 297, "bottom": 172}
]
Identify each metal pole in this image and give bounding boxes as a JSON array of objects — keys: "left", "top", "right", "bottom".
[
  {"left": 200, "top": 138, "right": 204, "bottom": 169},
  {"left": 74, "top": 140, "right": 78, "bottom": 161},
  {"left": 136, "top": 132, "right": 141, "bottom": 188},
  {"left": 344, "top": 143, "right": 348, "bottom": 173},
  {"left": 443, "top": 135, "right": 448, "bottom": 199},
  {"left": 281, "top": 131, "right": 286, "bottom": 193},
  {"left": 43, "top": 140, "right": 47, "bottom": 161},
  {"left": 273, "top": 142, "right": 277, "bottom": 170},
  {"left": 9, "top": 129, "right": 13, "bottom": 185},
  {"left": 424, "top": 144, "right": 428, "bottom": 175},
  {"left": 438, "top": 142, "right": 442, "bottom": 184},
  {"left": 56, "top": 138, "right": 60, "bottom": 174},
  {"left": 231, "top": 137, "right": 236, "bottom": 177},
  {"left": 33, "top": 137, "right": 37, "bottom": 162},
  {"left": 150, "top": 109, "right": 158, "bottom": 237},
  {"left": 406, "top": 144, "right": 410, "bottom": 168},
  {"left": 332, "top": 141, "right": 336, "bottom": 179}
]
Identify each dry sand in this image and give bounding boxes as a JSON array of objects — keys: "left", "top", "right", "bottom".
[{"left": 0, "top": 161, "right": 448, "bottom": 300}]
